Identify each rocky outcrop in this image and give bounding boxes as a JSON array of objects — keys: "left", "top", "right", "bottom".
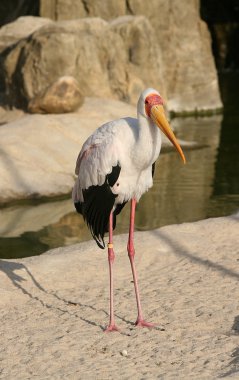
[
  {"left": 28, "top": 76, "right": 84, "bottom": 114},
  {"left": 40, "top": 0, "right": 126, "bottom": 21},
  {"left": 40, "top": 0, "right": 223, "bottom": 113},
  {"left": 128, "top": 0, "right": 222, "bottom": 113},
  {"left": 0, "top": 16, "right": 165, "bottom": 109},
  {"left": 0, "top": 0, "right": 223, "bottom": 113}
]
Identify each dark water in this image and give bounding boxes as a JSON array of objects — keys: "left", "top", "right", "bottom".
[{"left": 0, "top": 73, "right": 238, "bottom": 259}]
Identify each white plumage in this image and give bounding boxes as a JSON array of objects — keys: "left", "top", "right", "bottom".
[{"left": 73, "top": 88, "right": 161, "bottom": 205}]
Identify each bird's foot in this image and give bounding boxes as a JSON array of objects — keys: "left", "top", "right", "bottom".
[
  {"left": 104, "top": 323, "right": 120, "bottom": 333},
  {"left": 135, "top": 318, "right": 156, "bottom": 328}
]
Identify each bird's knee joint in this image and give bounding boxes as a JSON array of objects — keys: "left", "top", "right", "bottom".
[
  {"left": 127, "top": 243, "right": 135, "bottom": 258},
  {"left": 108, "top": 247, "right": 115, "bottom": 262}
]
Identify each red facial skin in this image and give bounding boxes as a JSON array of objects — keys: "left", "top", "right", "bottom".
[{"left": 145, "top": 94, "right": 164, "bottom": 117}]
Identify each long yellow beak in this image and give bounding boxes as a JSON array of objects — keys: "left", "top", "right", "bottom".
[{"left": 150, "top": 105, "right": 186, "bottom": 164}]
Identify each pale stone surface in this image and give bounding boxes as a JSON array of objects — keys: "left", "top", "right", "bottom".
[
  {"left": 0, "top": 5, "right": 222, "bottom": 113},
  {"left": 0, "top": 215, "right": 238, "bottom": 378},
  {"left": 110, "top": 16, "right": 166, "bottom": 100},
  {"left": 128, "top": 0, "right": 222, "bottom": 113},
  {"left": 0, "top": 98, "right": 136, "bottom": 204},
  {"left": 28, "top": 76, "right": 84, "bottom": 114},
  {"left": 0, "top": 16, "right": 165, "bottom": 109},
  {"left": 39, "top": 0, "right": 223, "bottom": 113},
  {"left": 41, "top": 0, "right": 127, "bottom": 21},
  {"left": 0, "top": 16, "right": 52, "bottom": 53}
]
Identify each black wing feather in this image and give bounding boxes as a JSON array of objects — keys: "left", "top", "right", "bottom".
[
  {"left": 152, "top": 162, "right": 156, "bottom": 178},
  {"left": 106, "top": 165, "right": 121, "bottom": 186},
  {"left": 74, "top": 164, "right": 122, "bottom": 249}
]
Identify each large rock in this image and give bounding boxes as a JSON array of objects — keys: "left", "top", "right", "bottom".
[
  {"left": 110, "top": 16, "right": 166, "bottom": 101},
  {"left": 41, "top": 0, "right": 126, "bottom": 21},
  {"left": 0, "top": 16, "right": 53, "bottom": 96},
  {"left": 40, "top": 0, "right": 223, "bottom": 113},
  {"left": 28, "top": 76, "right": 84, "bottom": 114},
  {"left": 0, "top": 16, "right": 165, "bottom": 109},
  {"left": 0, "top": 2, "right": 222, "bottom": 113},
  {"left": 132, "top": 0, "right": 222, "bottom": 113}
]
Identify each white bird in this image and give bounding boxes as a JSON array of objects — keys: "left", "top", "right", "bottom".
[{"left": 72, "top": 88, "right": 186, "bottom": 332}]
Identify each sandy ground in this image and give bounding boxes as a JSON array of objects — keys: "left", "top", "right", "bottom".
[{"left": 0, "top": 214, "right": 238, "bottom": 379}]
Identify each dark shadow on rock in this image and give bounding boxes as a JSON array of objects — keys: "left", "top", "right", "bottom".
[
  {"left": 0, "top": 259, "right": 133, "bottom": 333},
  {"left": 232, "top": 315, "right": 239, "bottom": 335},
  {"left": 151, "top": 228, "right": 239, "bottom": 281},
  {"left": 0, "top": 260, "right": 26, "bottom": 283},
  {"left": 219, "top": 313, "right": 239, "bottom": 377},
  {"left": 220, "top": 346, "right": 239, "bottom": 378},
  {"left": 0, "top": 259, "right": 105, "bottom": 330}
]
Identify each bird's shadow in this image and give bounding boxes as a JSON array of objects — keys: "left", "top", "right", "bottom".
[
  {"left": 0, "top": 259, "right": 134, "bottom": 334},
  {"left": 0, "top": 260, "right": 105, "bottom": 330}
]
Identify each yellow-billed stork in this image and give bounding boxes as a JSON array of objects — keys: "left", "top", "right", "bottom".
[{"left": 72, "top": 88, "right": 186, "bottom": 332}]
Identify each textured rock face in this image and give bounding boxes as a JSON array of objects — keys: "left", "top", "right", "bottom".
[
  {"left": 0, "top": 16, "right": 52, "bottom": 53},
  {"left": 28, "top": 76, "right": 84, "bottom": 114},
  {"left": 117, "top": 0, "right": 221, "bottom": 112},
  {"left": 138, "top": 0, "right": 222, "bottom": 113},
  {"left": 0, "top": 1, "right": 222, "bottom": 113},
  {"left": 40, "top": 0, "right": 126, "bottom": 21},
  {"left": 0, "top": 16, "right": 164, "bottom": 109},
  {"left": 110, "top": 16, "right": 166, "bottom": 101},
  {"left": 39, "top": 0, "right": 222, "bottom": 113}
]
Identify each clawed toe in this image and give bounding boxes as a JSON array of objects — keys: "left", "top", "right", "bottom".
[
  {"left": 104, "top": 324, "right": 120, "bottom": 333},
  {"left": 135, "top": 319, "right": 156, "bottom": 328}
]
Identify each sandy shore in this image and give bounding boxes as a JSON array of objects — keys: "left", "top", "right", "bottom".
[{"left": 0, "top": 214, "right": 238, "bottom": 379}]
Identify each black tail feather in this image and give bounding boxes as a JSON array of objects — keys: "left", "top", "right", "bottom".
[
  {"left": 74, "top": 201, "right": 83, "bottom": 214},
  {"left": 74, "top": 164, "right": 129, "bottom": 249},
  {"left": 76, "top": 182, "right": 117, "bottom": 249}
]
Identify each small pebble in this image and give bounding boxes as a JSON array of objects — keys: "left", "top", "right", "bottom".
[{"left": 121, "top": 349, "right": 128, "bottom": 357}]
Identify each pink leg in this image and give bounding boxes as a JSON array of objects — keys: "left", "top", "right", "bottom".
[
  {"left": 104, "top": 212, "right": 120, "bottom": 332},
  {"left": 127, "top": 199, "right": 155, "bottom": 328}
]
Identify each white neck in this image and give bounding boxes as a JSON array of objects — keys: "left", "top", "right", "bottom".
[{"left": 134, "top": 112, "right": 162, "bottom": 169}]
